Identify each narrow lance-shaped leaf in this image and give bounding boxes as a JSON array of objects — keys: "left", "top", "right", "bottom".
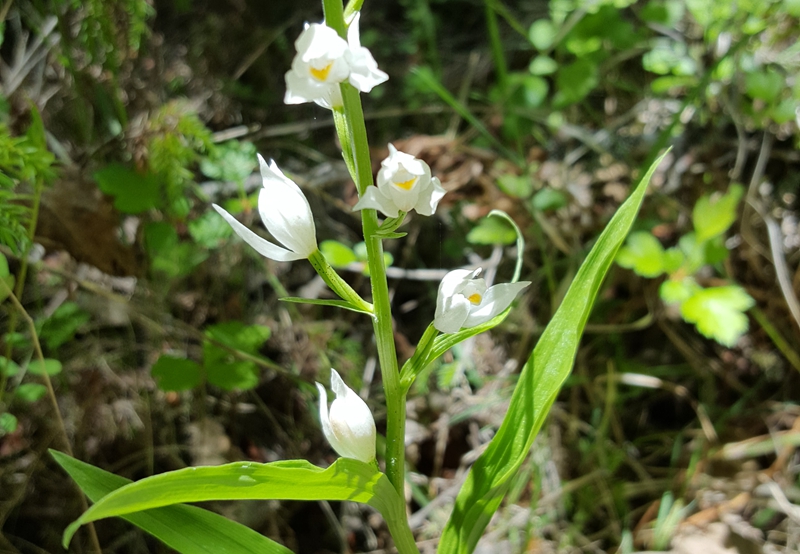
[
  {"left": 52, "top": 451, "right": 293, "bottom": 554},
  {"left": 438, "top": 151, "right": 670, "bottom": 554},
  {"left": 62, "top": 457, "right": 419, "bottom": 554}
]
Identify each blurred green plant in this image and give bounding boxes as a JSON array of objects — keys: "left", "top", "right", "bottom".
[
  {"left": 151, "top": 321, "right": 273, "bottom": 392},
  {"left": 617, "top": 184, "right": 755, "bottom": 346}
]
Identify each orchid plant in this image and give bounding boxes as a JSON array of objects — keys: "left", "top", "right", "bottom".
[{"left": 55, "top": 1, "right": 669, "bottom": 553}]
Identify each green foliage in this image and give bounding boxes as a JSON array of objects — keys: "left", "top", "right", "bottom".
[
  {"left": 438, "top": 152, "right": 668, "bottom": 554},
  {"left": 615, "top": 231, "right": 667, "bottom": 278},
  {"left": 0, "top": 253, "right": 14, "bottom": 304},
  {"left": 146, "top": 102, "right": 215, "bottom": 218},
  {"left": 52, "top": 451, "right": 294, "bottom": 554},
  {"left": 144, "top": 222, "right": 208, "bottom": 280},
  {"left": 0, "top": 108, "right": 57, "bottom": 254},
  {"left": 56, "top": 0, "right": 152, "bottom": 73},
  {"left": 320, "top": 240, "right": 359, "bottom": 267},
  {"left": 0, "top": 357, "right": 22, "bottom": 377},
  {"left": 692, "top": 184, "right": 744, "bottom": 242},
  {"left": 60, "top": 456, "right": 416, "bottom": 553},
  {"left": 496, "top": 173, "right": 533, "bottom": 198},
  {"left": 679, "top": 285, "right": 755, "bottom": 347},
  {"left": 203, "top": 322, "right": 271, "bottom": 391},
  {"left": 0, "top": 412, "right": 18, "bottom": 435},
  {"left": 94, "top": 164, "right": 162, "bottom": 214},
  {"left": 27, "top": 359, "right": 63, "bottom": 376},
  {"left": 531, "top": 188, "right": 568, "bottom": 212},
  {"left": 15, "top": 383, "right": 47, "bottom": 402},
  {"left": 151, "top": 357, "right": 204, "bottom": 392},
  {"left": 200, "top": 141, "right": 257, "bottom": 184},
  {"left": 37, "top": 302, "right": 91, "bottom": 351},
  {"left": 618, "top": 184, "right": 753, "bottom": 346},
  {"left": 466, "top": 216, "right": 517, "bottom": 246},
  {"left": 151, "top": 322, "right": 272, "bottom": 392},
  {"left": 187, "top": 211, "right": 234, "bottom": 249}
]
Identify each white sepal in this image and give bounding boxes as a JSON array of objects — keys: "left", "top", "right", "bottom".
[
  {"left": 345, "top": 13, "right": 388, "bottom": 93},
  {"left": 434, "top": 268, "right": 530, "bottom": 333},
  {"left": 214, "top": 154, "right": 317, "bottom": 262},
  {"left": 316, "top": 369, "right": 376, "bottom": 463}
]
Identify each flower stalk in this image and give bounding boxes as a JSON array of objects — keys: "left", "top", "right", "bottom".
[{"left": 322, "top": 0, "right": 406, "bottom": 498}]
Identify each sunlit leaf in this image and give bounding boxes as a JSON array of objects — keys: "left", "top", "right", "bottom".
[
  {"left": 616, "top": 231, "right": 665, "bottom": 277},
  {"left": 320, "top": 240, "right": 358, "bottom": 268},
  {"left": 680, "top": 285, "right": 755, "bottom": 347},
  {"left": 61, "top": 457, "right": 416, "bottom": 553},
  {"left": 466, "top": 216, "right": 516, "bottom": 246},
  {"left": 438, "top": 151, "right": 671, "bottom": 554},
  {"left": 52, "top": 451, "right": 294, "bottom": 554},
  {"left": 692, "top": 184, "right": 744, "bottom": 242}
]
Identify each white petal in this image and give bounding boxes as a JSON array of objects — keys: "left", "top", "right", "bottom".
[
  {"left": 415, "top": 176, "right": 446, "bottom": 216},
  {"left": 434, "top": 293, "right": 472, "bottom": 333},
  {"left": 347, "top": 47, "right": 388, "bottom": 93},
  {"left": 464, "top": 281, "right": 531, "bottom": 328},
  {"left": 346, "top": 12, "right": 362, "bottom": 48},
  {"left": 296, "top": 24, "right": 348, "bottom": 62},
  {"left": 312, "top": 84, "right": 343, "bottom": 109},
  {"left": 352, "top": 187, "right": 400, "bottom": 218},
  {"left": 433, "top": 269, "right": 477, "bottom": 333},
  {"left": 327, "top": 369, "right": 376, "bottom": 463},
  {"left": 438, "top": 269, "right": 479, "bottom": 298},
  {"left": 257, "top": 156, "right": 318, "bottom": 258},
  {"left": 284, "top": 69, "right": 333, "bottom": 105},
  {"left": 213, "top": 204, "right": 302, "bottom": 262}
]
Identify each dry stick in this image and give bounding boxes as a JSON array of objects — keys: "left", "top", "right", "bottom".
[
  {"left": 0, "top": 279, "right": 102, "bottom": 554},
  {"left": 743, "top": 132, "right": 800, "bottom": 332}
]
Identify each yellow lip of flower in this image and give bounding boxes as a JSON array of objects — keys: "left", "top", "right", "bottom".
[
  {"left": 467, "top": 293, "right": 482, "bottom": 304},
  {"left": 310, "top": 62, "right": 334, "bottom": 82},
  {"left": 393, "top": 176, "right": 418, "bottom": 191}
]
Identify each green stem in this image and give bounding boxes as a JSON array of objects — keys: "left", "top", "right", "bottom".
[
  {"left": 322, "top": 0, "right": 406, "bottom": 498},
  {"left": 484, "top": 0, "right": 507, "bottom": 88}
]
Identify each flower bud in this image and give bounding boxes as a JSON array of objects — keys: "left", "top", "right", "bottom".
[
  {"left": 316, "top": 369, "right": 376, "bottom": 463},
  {"left": 213, "top": 155, "right": 317, "bottom": 261}
]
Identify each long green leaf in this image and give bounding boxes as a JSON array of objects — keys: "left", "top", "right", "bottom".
[
  {"left": 62, "top": 456, "right": 418, "bottom": 554},
  {"left": 51, "top": 450, "right": 293, "bottom": 554},
  {"left": 438, "top": 151, "right": 670, "bottom": 554}
]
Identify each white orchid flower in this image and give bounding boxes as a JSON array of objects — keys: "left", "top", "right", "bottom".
[
  {"left": 284, "top": 23, "right": 350, "bottom": 108},
  {"left": 284, "top": 16, "right": 387, "bottom": 109},
  {"left": 434, "top": 268, "right": 531, "bottom": 334},
  {"left": 213, "top": 155, "right": 317, "bottom": 262},
  {"left": 353, "top": 144, "right": 446, "bottom": 217},
  {"left": 316, "top": 369, "right": 376, "bottom": 463}
]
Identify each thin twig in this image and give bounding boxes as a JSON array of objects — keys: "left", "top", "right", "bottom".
[{"left": 0, "top": 278, "right": 103, "bottom": 554}]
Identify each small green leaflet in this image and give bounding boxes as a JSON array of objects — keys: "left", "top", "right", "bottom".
[
  {"left": 679, "top": 285, "right": 755, "bottom": 347},
  {"left": 692, "top": 184, "right": 744, "bottom": 242},
  {"left": 616, "top": 231, "right": 666, "bottom": 277}
]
